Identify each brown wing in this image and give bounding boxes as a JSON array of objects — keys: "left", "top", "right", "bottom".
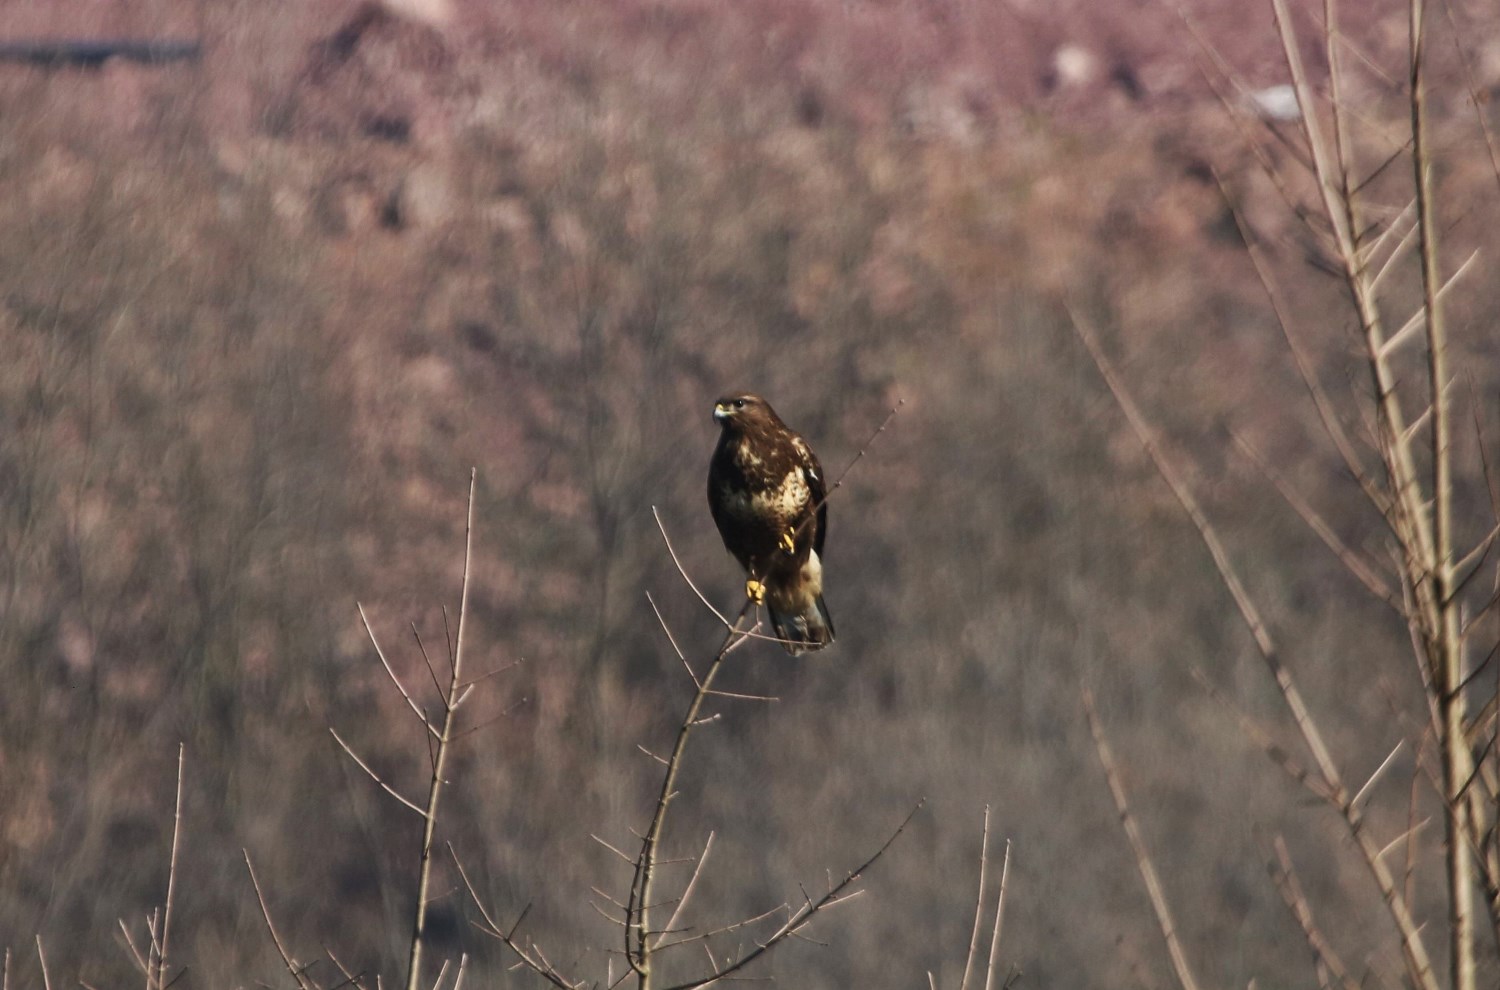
[
  {"left": 707, "top": 442, "right": 750, "bottom": 568},
  {"left": 791, "top": 434, "right": 828, "bottom": 558}
]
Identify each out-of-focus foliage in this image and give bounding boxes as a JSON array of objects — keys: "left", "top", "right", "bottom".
[{"left": 2, "top": 0, "right": 1499, "bottom": 987}]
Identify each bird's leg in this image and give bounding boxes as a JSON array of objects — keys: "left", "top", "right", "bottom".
[
  {"left": 778, "top": 529, "right": 796, "bottom": 554},
  {"left": 744, "top": 558, "right": 767, "bottom": 604}
]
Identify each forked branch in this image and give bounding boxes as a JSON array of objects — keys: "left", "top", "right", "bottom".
[
  {"left": 333, "top": 470, "right": 503, "bottom": 990},
  {"left": 656, "top": 801, "right": 923, "bottom": 990}
]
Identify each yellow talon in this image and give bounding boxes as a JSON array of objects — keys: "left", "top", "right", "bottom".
[
  {"left": 779, "top": 530, "right": 796, "bottom": 554},
  {"left": 745, "top": 578, "right": 766, "bottom": 604}
]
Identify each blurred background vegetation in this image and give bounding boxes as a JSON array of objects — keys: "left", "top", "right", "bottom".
[{"left": 2, "top": 0, "right": 1499, "bottom": 986}]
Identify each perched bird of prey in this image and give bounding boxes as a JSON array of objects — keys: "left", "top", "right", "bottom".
[{"left": 707, "top": 394, "right": 834, "bottom": 654}]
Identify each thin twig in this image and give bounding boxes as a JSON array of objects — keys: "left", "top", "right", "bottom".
[
  {"left": 649, "top": 904, "right": 788, "bottom": 952},
  {"left": 658, "top": 801, "right": 923, "bottom": 990},
  {"left": 1083, "top": 687, "right": 1202, "bottom": 990},
  {"left": 1072, "top": 304, "right": 1442, "bottom": 990},
  {"left": 646, "top": 591, "right": 691, "bottom": 669},
  {"left": 118, "top": 920, "right": 151, "bottom": 978},
  {"left": 1371, "top": 206, "right": 1421, "bottom": 294},
  {"left": 794, "top": 399, "right": 905, "bottom": 545},
  {"left": 357, "top": 603, "right": 440, "bottom": 740},
  {"left": 324, "top": 944, "right": 368, "bottom": 990},
  {"left": 983, "top": 840, "right": 1012, "bottom": 990},
  {"left": 244, "top": 850, "right": 316, "bottom": 990},
  {"left": 655, "top": 833, "right": 717, "bottom": 951},
  {"left": 450, "top": 846, "right": 582, "bottom": 990},
  {"left": 34, "top": 937, "right": 50, "bottom": 990},
  {"left": 629, "top": 601, "right": 756, "bottom": 983},
  {"left": 960, "top": 807, "right": 992, "bottom": 990},
  {"left": 1377, "top": 818, "right": 1433, "bottom": 864},
  {"left": 411, "top": 623, "right": 446, "bottom": 713},
  {"left": 1232, "top": 432, "right": 1399, "bottom": 611},
  {"left": 1376, "top": 250, "right": 1481, "bottom": 360},
  {"left": 329, "top": 728, "right": 429, "bottom": 818},
  {"left": 1352, "top": 741, "right": 1407, "bottom": 812},
  {"left": 652, "top": 508, "right": 732, "bottom": 628},
  {"left": 145, "top": 909, "right": 162, "bottom": 971},
  {"left": 154, "top": 744, "right": 186, "bottom": 990},
  {"left": 1071, "top": 306, "right": 1347, "bottom": 795},
  {"left": 1211, "top": 171, "right": 1387, "bottom": 516},
  {"left": 1191, "top": 668, "right": 1335, "bottom": 802},
  {"left": 405, "top": 471, "right": 481, "bottom": 990},
  {"left": 456, "top": 659, "right": 524, "bottom": 693},
  {"left": 1265, "top": 834, "right": 1361, "bottom": 990}
]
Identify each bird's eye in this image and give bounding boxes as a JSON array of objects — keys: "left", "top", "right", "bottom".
[{"left": 734, "top": 398, "right": 746, "bottom": 409}]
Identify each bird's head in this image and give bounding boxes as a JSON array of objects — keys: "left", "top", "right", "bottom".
[{"left": 712, "top": 393, "right": 774, "bottom": 428}]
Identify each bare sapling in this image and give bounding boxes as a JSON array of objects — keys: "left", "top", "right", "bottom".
[
  {"left": 457, "top": 402, "right": 917, "bottom": 990},
  {"left": 331, "top": 468, "right": 515, "bottom": 990},
  {"left": 1069, "top": 0, "right": 1500, "bottom": 985}
]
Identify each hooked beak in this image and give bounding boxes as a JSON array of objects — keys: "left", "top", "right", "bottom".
[{"left": 713, "top": 402, "right": 730, "bottom": 423}]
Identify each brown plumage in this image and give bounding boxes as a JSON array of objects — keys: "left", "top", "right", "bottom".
[{"left": 707, "top": 393, "right": 834, "bottom": 654}]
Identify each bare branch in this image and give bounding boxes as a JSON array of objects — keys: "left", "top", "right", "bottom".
[
  {"left": 646, "top": 591, "right": 692, "bottom": 671},
  {"left": 1212, "top": 171, "right": 1388, "bottom": 517},
  {"left": 405, "top": 469, "right": 481, "bottom": 990},
  {"left": 357, "top": 602, "right": 440, "bottom": 739},
  {"left": 983, "top": 840, "right": 1012, "bottom": 990},
  {"left": 153, "top": 744, "right": 186, "bottom": 990},
  {"left": 1377, "top": 817, "right": 1434, "bottom": 864},
  {"left": 412, "top": 623, "right": 446, "bottom": 706},
  {"left": 1370, "top": 205, "right": 1420, "bottom": 294},
  {"left": 960, "top": 807, "right": 992, "bottom": 990},
  {"left": 793, "top": 399, "right": 904, "bottom": 547},
  {"left": 659, "top": 801, "right": 923, "bottom": 990},
  {"left": 636, "top": 744, "right": 671, "bottom": 767},
  {"left": 1451, "top": 523, "right": 1500, "bottom": 604},
  {"left": 1410, "top": 0, "right": 1476, "bottom": 979},
  {"left": 1232, "top": 432, "right": 1399, "bottom": 611},
  {"left": 118, "top": 919, "right": 151, "bottom": 978},
  {"left": 324, "top": 944, "right": 370, "bottom": 990},
  {"left": 34, "top": 938, "right": 50, "bottom": 990},
  {"left": 329, "top": 728, "right": 429, "bottom": 818},
  {"left": 244, "top": 850, "right": 317, "bottom": 990},
  {"left": 1072, "top": 306, "right": 1442, "bottom": 990},
  {"left": 1352, "top": 741, "right": 1407, "bottom": 813},
  {"left": 627, "top": 600, "right": 756, "bottom": 982},
  {"left": 456, "top": 659, "right": 523, "bottom": 693},
  {"left": 652, "top": 508, "right": 733, "bottom": 629},
  {"left": 450, "top": 846, "right": 582, "bottom": 990},
  {"left": 1265, "top": 835, "right": 1361, "bottom": 990},
  {"left": 1083, "top": 687, "right": 1202, "bottom": 990},
  {"left": 1071, "top": 306, "right": 1347, "bottom": 796},
  {"left": 1376, "top": 250, "right": 1481, "bottom": 360},
  {"left": 655, "top": 833, "right": 717, "bottom": 951}
]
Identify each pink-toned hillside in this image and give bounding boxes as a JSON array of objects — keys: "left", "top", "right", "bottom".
[{"left": 2, "top": 0, "right": 1499, "bottom": 986}]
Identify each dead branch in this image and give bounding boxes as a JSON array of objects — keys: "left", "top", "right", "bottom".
[
  {"left": 1082, "top": 687, "right": 1202, "bottom": 990},
  {"left": 244, "top": 850, "right": 318, "bottom": 990}
]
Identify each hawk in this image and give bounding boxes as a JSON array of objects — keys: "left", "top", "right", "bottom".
[{"left": 707, "top": 393, "right": 834, "bottom": 654}]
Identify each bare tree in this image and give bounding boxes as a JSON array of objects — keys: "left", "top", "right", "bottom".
[{"left": 1073, "top": 0, "right": 1500, "bottom": 986}]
